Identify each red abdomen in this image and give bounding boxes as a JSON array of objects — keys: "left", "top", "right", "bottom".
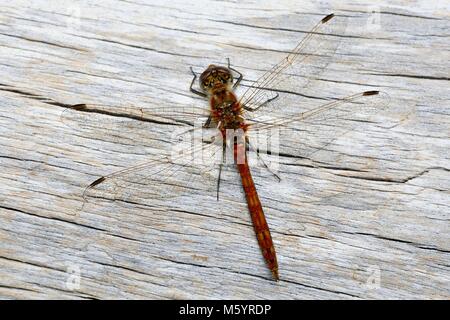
[{"left": 234, "top": 143, "right": 279, "bottom": 280}]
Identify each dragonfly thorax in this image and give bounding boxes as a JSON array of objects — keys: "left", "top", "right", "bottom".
[{"left": 210, "top": 89, "right": 245, "bottom": 132}]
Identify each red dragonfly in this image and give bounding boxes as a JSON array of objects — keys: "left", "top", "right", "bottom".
[{"left": 63, "top": 13, "right": 388, "bottom": 281}]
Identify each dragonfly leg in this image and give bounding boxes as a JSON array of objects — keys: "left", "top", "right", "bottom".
[
  {"left": 246, "top": 137, "right": 281, "bottom": 181},
  {"left": 189, "top": 66, "right": 207, "bottom": 98},
  {"left": 173, "top": 115, "right": 216, "bottom": 140},
  {"left": 203, "top": 115, "right": 212, "bottom": 128},
  {"left": 227, "top": 58, "right": 243, "bottom": 89},
  {"left": 244, "top": 92, "right": 279, "bottom": 112},
  {"left": 216, "top": 143, "right": 226, "bottom": 201}
]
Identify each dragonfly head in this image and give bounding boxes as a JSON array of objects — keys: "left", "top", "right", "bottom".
[{"left": 199, "top": 64, "right": 233, "bottom": 94}]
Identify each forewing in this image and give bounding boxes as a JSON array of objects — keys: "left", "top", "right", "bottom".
[
  {"left": 61, "top": 103, "right": 211, "bottom": 138},
  {"left": 240, "top": 13, "right": 348, "bottom": 115}
]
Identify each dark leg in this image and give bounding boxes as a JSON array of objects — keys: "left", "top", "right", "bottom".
[
  {"left": 216, "top": 143, "right": 226, "bottom": 201},
  {"left": 227, "top": 58, "right": 243, "bottom": 89},
  {"left": 189, "top": 66, "right": 207, "bottom": 98},
  {"left": 177, "top": 115, "right": 213, "bottom": 138},
  {"left": 246, "top": 137, "right": 281, "bottom": 181},
  {"left": 203, "top": 115, "right": 212, "bottom": 128},
  {"left": 243, "top": 92, "right": 279, "bottom": 112}
]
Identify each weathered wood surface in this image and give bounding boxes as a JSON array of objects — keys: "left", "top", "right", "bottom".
[{"left": 0, "top": 0, "right": 449, "bottom": 299}]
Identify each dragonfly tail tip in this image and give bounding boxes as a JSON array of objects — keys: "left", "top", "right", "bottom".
[{"left": 272, "top": 269, "right": 280, "bottom": 281}]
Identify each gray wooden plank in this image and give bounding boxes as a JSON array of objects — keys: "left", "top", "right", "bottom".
[{"left": 0, "top": 0, "right": 449, "bottom": 299}]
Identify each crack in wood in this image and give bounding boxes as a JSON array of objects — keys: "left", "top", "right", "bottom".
[
  {"left": 340, "top": 231, "right": 449, "bottom": 254},
  {"left": 0, "top": 32, "right": 87, "bottom": 52},
  {"left": 368, "top": 73, "right": 450, "bottom": 81}
]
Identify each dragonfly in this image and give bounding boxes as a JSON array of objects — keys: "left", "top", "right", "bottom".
[{"left": 62, "top": 13, "right": 389, "bottom": 281}]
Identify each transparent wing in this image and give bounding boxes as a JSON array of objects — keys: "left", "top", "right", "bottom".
[
  {"left": 245, "top": 91, "right": 392, "bottom": 176},
  {"left": 61, "top": 103, "right": 233, "bottom": 206},
  {"left": 61, "top": 103, "right": 211, "bottom": 131},
  {"left": 80, "top": 126, "right": 228, "bottom": 206},
  {"left": 240, "top": 13, "right": 347, "bottom": 115},
  {"left": 60, "top": 103, "right": 215, "bottom": 148}
]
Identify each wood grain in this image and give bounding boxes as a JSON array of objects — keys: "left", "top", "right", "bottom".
[{"left": 0, "top": 0, "right": 449, "bottom": 299}]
